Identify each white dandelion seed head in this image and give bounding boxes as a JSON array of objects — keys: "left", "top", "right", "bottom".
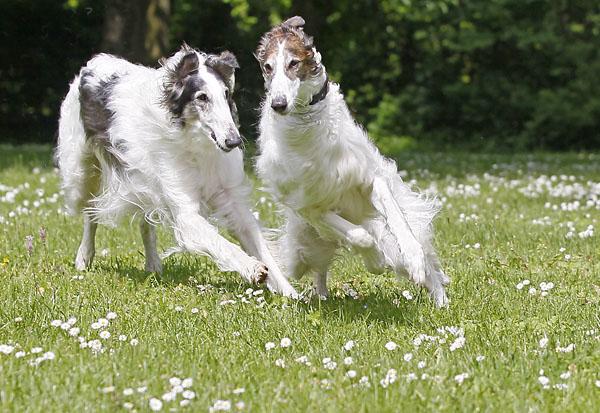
[
  {"left": 344, "top": 356, "right": 353, "bottom": 365},
  {"left": 346, "top": 370, "right": 357, "bottom": 378},
  {"left": 280, "top": 337, "right": 292, "bottom": 348},
  {"left": 106, "top": 312, "right": 117, "bottom": 320},
  {"left": 403, "top": 352, "right": 413, "bottom": 362},
  {"left": 265, "top": 342, "right": 276, "bottom": 351}
]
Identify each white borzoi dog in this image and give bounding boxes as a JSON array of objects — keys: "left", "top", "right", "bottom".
[
  {"left": 56, "top": 44, "right": 297, "bottom": 297},
  {"left": 254, "top": 17, "right": 449, "bottom": 306}
]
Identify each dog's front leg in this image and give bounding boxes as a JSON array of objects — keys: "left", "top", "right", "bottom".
[
  {"left": 371, "top": 176, "right": 427, "bottom": 285},
  {"left": 172, "top": 212, "right": 268, "bottom": 285},
  {"left": 213, "top": 191, "right": 298, "bottom": 298}
]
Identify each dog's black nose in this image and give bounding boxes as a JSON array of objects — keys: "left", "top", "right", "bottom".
[
  {"left": 224, "top": 132, "right": 242, "bottom": 149},
  {"left": 271, "top": 96, "right": 288, "bottom": 113}
]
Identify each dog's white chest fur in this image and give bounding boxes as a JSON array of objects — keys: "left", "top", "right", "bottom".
[{"left": 257, "top": 87, "right": 376, "bottom": 222}]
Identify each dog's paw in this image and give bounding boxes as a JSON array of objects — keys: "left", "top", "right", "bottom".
[
  {"left": 252, "top": 262, "right": 269, "bottom": 284},
  {"left": 145, "top": 257, "right": 163, "bottom": 273},
  {"left": 402, "top": 243, "right": 426, "bottom": 285},
  {"left": 75, "top": 248, "right": 94, "bottom": 271},
  {"left": 347, "top": 227, "right": 375, "bottom": 249},
  {"left": 430, "top": 287, "right": 449, "bottom": 308}
]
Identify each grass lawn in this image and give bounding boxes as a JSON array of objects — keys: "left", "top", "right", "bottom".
[{"left": 0, "top": 144, "right": 599, "bottom": 412}]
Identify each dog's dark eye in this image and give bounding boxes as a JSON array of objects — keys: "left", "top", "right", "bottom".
[
  {"left": 264, "top": 63, "right": 273, "bottom": 74},
  {"left": 288, "top": 59, "right": 300, "bottom": 69},
  {"left": 196, "top": 92, "right": 208, "bottom": 102}
]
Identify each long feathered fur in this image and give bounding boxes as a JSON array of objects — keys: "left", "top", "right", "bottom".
[
  {"left": 56, "top": 46, "right": 297, "bottom": 297},
  {"left": 255, "top": 17, "right": 449, "bottom": 306}
]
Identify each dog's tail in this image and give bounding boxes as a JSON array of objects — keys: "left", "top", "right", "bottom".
[{"left": 56, "top": 75, "right": 96, "bottom": 215}]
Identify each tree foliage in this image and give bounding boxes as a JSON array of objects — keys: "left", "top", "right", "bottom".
[{"left": 1, "top": 0, "right": 599, "bottom": 149}]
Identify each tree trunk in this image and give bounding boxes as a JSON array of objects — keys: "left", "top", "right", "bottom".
[{"left": 101, "top": 0, "right": 170, "bottom": 65}]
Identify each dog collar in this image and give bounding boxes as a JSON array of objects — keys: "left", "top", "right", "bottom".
[{"left": 309, "top": 76, "right": 329, "bottom": 105}]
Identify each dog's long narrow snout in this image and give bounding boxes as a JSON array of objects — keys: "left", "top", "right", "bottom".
[
  {"left": 224, "top": 129, "right": 243, "bottom": 150},
  {"left": 271, "top": 95, "right": 288, "bottom": 113}
]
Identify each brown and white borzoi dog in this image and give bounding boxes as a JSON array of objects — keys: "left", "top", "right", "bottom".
[{"left": 255, "top": 17, "right": 449, "bottom": 306}]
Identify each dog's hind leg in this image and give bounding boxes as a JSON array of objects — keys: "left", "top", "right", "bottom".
[
  {"left": 281, "top": 216, "right": 337, "bottom": 297},
  {"left": 75, "top": 214, "right": 97, "bottom": 270},
  {"left": 140, "top": 220, "right": 162, "bottom": 273}
]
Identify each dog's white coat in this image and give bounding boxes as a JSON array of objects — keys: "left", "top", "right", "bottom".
[
  {"left": 256, "top": 38, "right": 449, "bottom": 306},
  {"left": 57, "top": 49, "right": 297, "bottom": 296}
]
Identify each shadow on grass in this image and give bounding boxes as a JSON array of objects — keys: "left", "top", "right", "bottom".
[{"left": 95, "top": 253, "right": 419, "bottom": 325}]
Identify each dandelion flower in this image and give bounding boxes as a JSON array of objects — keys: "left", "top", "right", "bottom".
[
  {"left": 106, "top": 312, "right": 117, "bottom": 320},
  {"left": 343, "top": 340, "right": 356, "bottom": 351},
  {"left": 264, "top": 342, "right": 276, "bottom": 351},
  {"left": 280, "top": 337, "right": 292, "bottom": 348},
  {"left": 99, "top": 331, "right": 111, "bottom": 339},
  {"left": 403, "top": 353, "right": 413, "bottom": 362},
  {"left": 344, "top": 356, "right": 353, "bottom": 365},
  {"left": 182, "top": 378, "right": 193, "bottom": 388},
  {"left": 346, "top": 370, "right": 357, "bottom": 378}
]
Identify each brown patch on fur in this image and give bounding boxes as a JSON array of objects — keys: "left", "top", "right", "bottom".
[{"left": 255, "top": 16, "right": 321, "bottom": 81}]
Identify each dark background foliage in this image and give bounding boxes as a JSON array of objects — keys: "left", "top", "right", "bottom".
[{"left": 1, "top": 0, "right": 599, "bottom": 150}]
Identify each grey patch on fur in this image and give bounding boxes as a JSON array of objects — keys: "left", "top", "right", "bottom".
[
  {"left": 79, "top": 70, "right": 120, "bottom": 138},
  {"left": 162, "top": 51, "right": 203, "bottom": 123}
]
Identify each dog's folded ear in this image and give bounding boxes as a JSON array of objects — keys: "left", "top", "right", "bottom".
[
  {"left": 282, "top": 16, "right": 305, "bottom": 29},
  {"left": 162, "top": 51, "right": 199, "bottom": 118},
  {"left": 176, "top": 52, "right": 199, "bottom": 80},
  {"left": 205, "top": 51, "right": 239, "bottom": 92}
]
